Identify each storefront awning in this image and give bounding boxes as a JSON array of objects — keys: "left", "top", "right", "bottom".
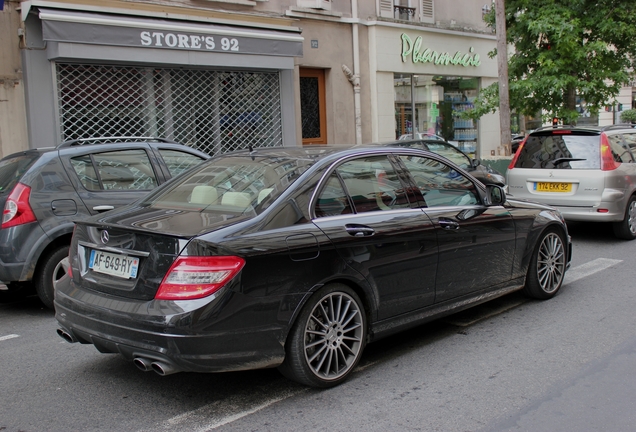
[{"left": 38, "top": 8, "right": 304, "bottom": 57}]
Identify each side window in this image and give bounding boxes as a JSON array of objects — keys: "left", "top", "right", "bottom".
[
  {"left": 608, "top": 134, "right": 634, "bottom": 163},
  {"left": 398, "top": 155, "right": 480, "bottom": 207},
  {"left": 621, "top": 132, "right": 636, "bottom": 161},
  {"left": 158, "top": 149, "right": 207, "bottom": 178},
  {"left": 70, "top": 155, "right": 100, "bottom": 191},
  {"left": 71, "top": 150, "right": 158, "bottom": 191},
  {"left": 315, "top": 173, "right": 353, "bottom": 218},
  {"left": 336, "top": 156, "right": 410, "bottom": 213}
]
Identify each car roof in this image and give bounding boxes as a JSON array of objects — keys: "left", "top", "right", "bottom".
[{"left": 531, "top": 124, "right": 636, "bottom": 135}]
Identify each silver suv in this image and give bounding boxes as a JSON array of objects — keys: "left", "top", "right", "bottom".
[{"left": 507, "top": 124, "right": 636, "bottom": 239}]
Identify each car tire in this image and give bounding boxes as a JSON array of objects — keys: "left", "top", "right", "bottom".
[
  {"left": 613, "top": 196, "right": 636, "bottom": 240},
  {"left": 523, "top": 229, "right": 566, "bottom": 300},
  {"left": 34, "top": 245, "right": 70, "bottom": 309},
  {"left": 278, "top": 284, "right": 367, "bottom": 388},
  {"left": 0, "top": 282, "right": 34, "bottom": 303}
]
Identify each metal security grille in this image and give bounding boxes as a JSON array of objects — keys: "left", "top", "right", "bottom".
[{"left": 55, "top": 63, "right": 283, "bottom": 155}]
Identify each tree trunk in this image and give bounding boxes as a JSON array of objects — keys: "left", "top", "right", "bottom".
[{"left": 565, "top": 83, "right": 577, "bottom": 125}]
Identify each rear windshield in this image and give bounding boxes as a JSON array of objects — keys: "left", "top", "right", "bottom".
[
  {"left": 142, "top": 154, "right": 315, "bottom": 215},
  {"left": 0, "top": 154, "right": 39, "bottom": 194},
  {"left": 514, "top": 132, "right": 600, "bottom": 169}
]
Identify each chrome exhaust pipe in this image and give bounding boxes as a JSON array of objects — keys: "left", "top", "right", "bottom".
[
  {"left": 133, "top": 357, "right": 153, "bottom": 372},
  {"left": 150, "top": 361, "right": 179, "bottom": 376},
  {"left": 56, "top": 328, "right": 77, "bottom": 343}
]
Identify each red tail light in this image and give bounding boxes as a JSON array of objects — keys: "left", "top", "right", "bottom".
[
  {"left": 508, "top": 136, "right": 527, "bottom": 170},
  {"left": 155, "top": 256, "right": 245, "bottom": 300},
  {"left": 600, "top": 133, "right": 619, "bottom": 171},
  {"left": 2, "top": 183, "right": 36, "bottom": 229}
]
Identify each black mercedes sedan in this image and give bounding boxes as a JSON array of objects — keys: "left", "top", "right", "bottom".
[{"left": 55, "top": 145, "right": 571, "bottom": 388}]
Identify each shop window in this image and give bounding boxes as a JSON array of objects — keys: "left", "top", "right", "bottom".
[
  {"left": 393, "top": 74, "right": 480, "bottom": 158},
  {"left": 300, "top": 68, "right": 327, "bottom": 145}
]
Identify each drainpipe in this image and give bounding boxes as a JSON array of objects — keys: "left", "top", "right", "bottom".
[{"left": 342, "top": 0, "right": 362, "bottom": 145}]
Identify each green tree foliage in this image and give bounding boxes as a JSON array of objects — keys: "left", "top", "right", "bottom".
[
  {"left": 621, "top": 109, "right": 636, "bottom": 123},
  {"left": 466, "top": 1, "right": 636, "bottom": 125}
]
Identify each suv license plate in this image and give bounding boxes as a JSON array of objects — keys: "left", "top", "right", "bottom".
[
  {"left": 89, "top": 250, "right": 139, "bottom": 279},
  {"left": 534, "top": 182, "right": 572, "bottom": 192}
]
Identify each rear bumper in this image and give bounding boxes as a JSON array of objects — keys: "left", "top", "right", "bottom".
[
  {"left": 54, "top": 278, "right": 286, "bottom": 373},
  {"left": 0, "top": 222, "right": 48, "bottom": 283},
  {"left": 556, "top": 203, "right": 624, "bottom": 222},
  {"left": 0, "top": 260, "right": 25, "bottom": 284}
]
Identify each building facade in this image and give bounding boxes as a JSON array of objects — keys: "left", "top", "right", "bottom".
[{"left": 9, "top": 1, "right": 633, "bottom": 164}]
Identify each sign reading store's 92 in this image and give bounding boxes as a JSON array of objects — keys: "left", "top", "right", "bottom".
[{"left": 140, "top": 31, "right": 240, "bottom": 52}]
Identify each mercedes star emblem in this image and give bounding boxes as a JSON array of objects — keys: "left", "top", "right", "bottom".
[{"left": 101, "top": 230, "right": 109, "bottom": 244}]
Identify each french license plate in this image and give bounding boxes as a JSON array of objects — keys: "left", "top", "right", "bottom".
[
  {"left": 534, "top": 182, "right": 572, "bottom": 192},
  {"left": 89, "top": 250, "right": 139, "bottom": 279}
]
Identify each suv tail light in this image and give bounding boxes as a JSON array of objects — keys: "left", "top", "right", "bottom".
[
  {"left": 155, "top": 256, "right": 245, "bottom": 300},
  {"left": 600, "top": 133, "right": 619, "bottom": 171},
  {"left": 2, "top": 183, "right": 36, "bottom": 229},
  {"left": 507, "top": 136, "right": 528, "bottom": 170}
]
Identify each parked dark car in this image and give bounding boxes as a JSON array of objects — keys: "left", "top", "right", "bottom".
[
  {"left": 385, "top": 138, "right": 506, "bottom": 186},
  {"left": 0, "top": 137, "right": 209, "bottom": 308},
  {"left": 55, "top": 145, "right": 571, "bottom": 388}
]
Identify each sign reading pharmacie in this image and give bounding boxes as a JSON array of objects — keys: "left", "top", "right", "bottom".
[
  {"left": 400, "top": 33, "right": 481, "bottom": 67},
  {"left": 40, "top": 16, "right": 303, "bottom": 57}
]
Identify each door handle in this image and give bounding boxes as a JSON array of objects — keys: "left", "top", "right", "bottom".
[
  {"left": 345, "top": 225, "right": 375, "bottom": 237},
  {"left": 438, "top": 219, "right": 460, "bottom": 230},
  {"left": 93, "top": 205, "right": 115, "bottom": 212}
]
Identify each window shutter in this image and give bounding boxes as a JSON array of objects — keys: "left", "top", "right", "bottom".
[
  {"left": 420, "top": 0, "right": 434, "bottom": 22},
  {"left": 379, "top": 0, "right": 393, "bottom": 18}
]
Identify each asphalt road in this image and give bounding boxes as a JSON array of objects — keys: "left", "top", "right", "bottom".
[{"left": 1, "top": 221, "right": 635, "bottom": 432}]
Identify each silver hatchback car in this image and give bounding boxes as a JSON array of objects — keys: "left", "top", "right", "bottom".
[{"left": 507, "top": 124, "right": 636, "bottom": 239}]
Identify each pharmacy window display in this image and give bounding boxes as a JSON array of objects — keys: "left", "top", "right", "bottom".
[{"left": 394, "top": 74, "right": 480, "bottom": 158}]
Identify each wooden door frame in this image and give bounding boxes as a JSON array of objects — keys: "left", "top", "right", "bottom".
[{"left": 300, "top": 68, "right": 327, "bottom": 145}]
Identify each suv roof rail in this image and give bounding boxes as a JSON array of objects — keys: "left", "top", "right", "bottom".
[
  {"left": 601, "top": 124, "right": 636, "bottom": 131},
  {"left": 532, "top": 125, "right": 574, "bottom": 132},
  {"left": 57, "top": 136, "right": 176, "bottom": 149},
  {"left": 532, "top": 124, "right": 604, "bottom": 133}
]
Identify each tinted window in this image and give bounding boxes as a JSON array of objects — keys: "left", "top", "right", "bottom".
[
  {"left": 0, "top": 154, "right": 39, "bottom": 194},
  {"left": 623, "top": 132, "right": 636, "bottom": 155},
  {"left": 144, "top": 154, "right": 313, "bottom": 216},
  {"left": 71, "top": 150, "right": 157, "bottom": 191},
  {"left": 315, "top": 174, "right": 353, "bottom": 217},
  {"left": 608, "top": 134, "right": 635, "bottom": 163},
  {"left": 514, "top": 132, "right": 601, "bottom": 169},
  {"left": 336, "top": 156, "right": 410, "bottom": 213},
  {"left": 425, "top": 142, "right": 471, "bottom": 169},
  {"left": 398, "top": 155, "right": 479, "bottom": 207},
  {"left": 158, "top": 149, "right": 206, "bottom": 178}
]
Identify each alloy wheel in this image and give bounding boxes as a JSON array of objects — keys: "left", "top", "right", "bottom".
[
  {"left": 52, "top": 256, "right": 70, "bottom": 290},
  {"left": 628, "top": 200, "right": 636, "bottom": 235},
  {"left": 303, "top": 292, "right": 364, "bottom": 381},
  {"left": 536, "top": 232, "right": 565, "bottom": 293}
]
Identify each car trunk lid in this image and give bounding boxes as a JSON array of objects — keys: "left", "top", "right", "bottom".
[{"left": 70, "top": 207, "right": 250, "bottom": 301}]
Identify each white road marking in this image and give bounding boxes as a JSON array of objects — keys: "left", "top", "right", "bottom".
[
  {"left": 0, "top": 334, "right": 20, "bottom": 342},
  {"left": 141, "top": 257, "right": 623, "bottom": 431},
  {"left": 140, "top": 388, "right": 306, "bottom": 432},
  {"left": 563, "top": 258, "right": 623, "bottom": 286}
]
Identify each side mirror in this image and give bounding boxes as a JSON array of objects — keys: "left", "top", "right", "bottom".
[
  {"left": 471, "top": 158, "right": 481, "bottom": 168},
  {"left": 485, "top": 184, "right": 506, "bottom": 206}
]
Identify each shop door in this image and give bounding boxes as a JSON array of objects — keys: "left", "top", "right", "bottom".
[{"left": 300, "top": 68, "right": 327, "bottom": 145}]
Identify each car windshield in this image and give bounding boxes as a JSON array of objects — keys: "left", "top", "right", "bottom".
[
  {"left": 0, "top": 154, "right": 39, "bottom": 194},
  {"left": 141, "top": 153, "right": 315, "bottom": 215},
  {"left": 513, "top": 132, "right": 600, "bottom": 169}
]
